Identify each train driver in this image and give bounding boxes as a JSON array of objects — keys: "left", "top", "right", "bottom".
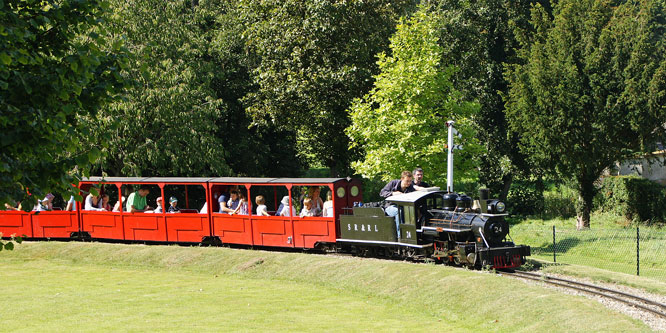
[{"left": 380, "top": 171, "right": 415, "bottom": 238}]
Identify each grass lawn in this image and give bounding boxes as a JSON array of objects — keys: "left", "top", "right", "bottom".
[
  {"left": 1, "top": 261, "right": 443, "bottom": 331},
  {"left": 508, "top": 211, "right": 666, "bottom": 285},
  {"left": 0, "top": 242, "right": 650, "bottom": 331}
]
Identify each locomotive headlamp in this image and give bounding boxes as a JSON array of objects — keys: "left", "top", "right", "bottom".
[{"left": 487, "top": 200, "right": 506, "bottom": 213}]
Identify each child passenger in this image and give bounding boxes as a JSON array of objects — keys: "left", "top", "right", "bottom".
[
  {"left": 322, "top": 191, "right": 333, "bottom": 217},
  {"left": 255, "top": 195, "right": 269, "bottom": 216},
  {"left": 101, "top": 194, "right": 112, "bottom": 211},
  {"left": 154, "top": 197, "right": 163, "bottom": 213},
  {"left": 300, "top": 198, "right": 315, "bottom": 217},
  {"left": 168, "top": 196, "right": 180, "bottom": 213}
]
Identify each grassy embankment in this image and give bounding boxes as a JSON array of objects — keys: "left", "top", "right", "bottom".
[
  {"left": 0, "top": 241, "right": 650, "bottom": 331},
  {"left": 508, "top": 185, "right": 666, "bottom": 289}
]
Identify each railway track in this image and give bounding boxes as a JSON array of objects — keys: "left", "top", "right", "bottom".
[{"left": 502, "top": 270, "right": 666, "bottom": 319}]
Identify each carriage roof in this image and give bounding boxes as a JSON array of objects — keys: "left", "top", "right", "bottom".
[{"left": 81, "top": 176, "right": 346, "bottom": 185}]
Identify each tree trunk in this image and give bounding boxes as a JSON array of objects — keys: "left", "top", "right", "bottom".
[
  {"left": 576, "top": 179, "right": 595, "bottom": 230},
  {"left": 499, "top": 173, "right": 513, "bottom": 201}
]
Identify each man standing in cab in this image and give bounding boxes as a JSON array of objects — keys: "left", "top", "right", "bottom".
[{"left": 412, "top": 167, "right": 430, "bottom": 190}]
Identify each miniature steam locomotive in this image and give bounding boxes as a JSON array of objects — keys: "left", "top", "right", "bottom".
[{"left": 337, "top": 188, "right": 530, "bottom": 269}]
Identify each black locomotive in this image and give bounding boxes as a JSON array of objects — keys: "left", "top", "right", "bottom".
[{"left": 337, "top": 188, "right": 530, "bottom": 269}]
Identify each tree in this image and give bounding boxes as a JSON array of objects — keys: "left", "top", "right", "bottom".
[
  {"left": 81, "top": 0, "right": 233, "bottom": 177},
  {"left": 346, "top": 7, "right": 481, "bottom": 185},
  {"left": 505, "top": 0, "right": 666, "bottom": 229},
  {"left": 82, "top": 0, "right": 306, "bottom": 178},
  {"left": 428, "top": 0, "right": 551, "bottom": 200},
  {"left": 0, "top": 0, "right": 130, "bottom": 207},
  {"left": 237, "top": 0, "right": 416, "bottom": 176}
]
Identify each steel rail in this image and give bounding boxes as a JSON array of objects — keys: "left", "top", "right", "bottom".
[{"left": 504, "top": 270, "right": 666, "bottom": 319}]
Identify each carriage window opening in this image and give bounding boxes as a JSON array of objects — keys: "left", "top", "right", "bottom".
[
  {"left": 164, "top": 184, "right": 206, "bottom": 213},
  {"left": 292, "top": 185, "right": 327, "bottom": 217}
]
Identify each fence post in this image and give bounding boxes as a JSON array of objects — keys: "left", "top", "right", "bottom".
[
  {"left": 637, "top": 227, "right": 640, "bottom": 276},
  {"left": 553, "top": 225, "right": 556, "bottom": 263}
]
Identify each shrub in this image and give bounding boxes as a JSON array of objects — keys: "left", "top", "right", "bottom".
[
  {"left": 598, "top": 176, "right": 666, "bottom": 223},
  {"left": 507, "top": 184, "right": 544, "bottom": 216},
  {"left": 543, "top": 184, "right": 577, "bottom": 218}
]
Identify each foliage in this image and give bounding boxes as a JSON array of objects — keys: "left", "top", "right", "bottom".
[
  {"left": 507, "top": 182, "right": 544, "bottom": 216},
  {"left": 597, "top": 176, "right": 666, "bottom": 224},
  {"left": 505, "top": 0, "right": 666, "bottom": 228},
  {"left": 0, "top": 233, "right": 22, "bottom": 251},
  {"left": 430, "top": 0, "right": 551, "bottom": 200},
  {"left": 79, "top": 0, "right": 232, "bottom": 177},
  {"left": 0, "top": 0, "right": 130, "bottom": 207},
  {"left": 238, "top": 0, "right": 415, "bottom": 175},
  {"left": 347, "top": 6, "right": 481, "bottom": 185},
  {"left": 543, "top": 183, "right": 577, "bottom": 218}
]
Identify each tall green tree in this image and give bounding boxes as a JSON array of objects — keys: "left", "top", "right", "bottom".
[
  {"left": 506, "top": 0, "right": 666, "bottom": 229},
  {"left": 237, "top": 0, "right": 416, "bottom": 176},
  {"left": 0, "top": 0, "right": 129, "bottom": 207},
  {"left": 428, "top": 0, "right": 551, "bottom": 199},
  {"left": 347, "top": 7, "right": 481, "bottom": 185},
  {"left": 83, "top": 0, "right": 232, "bottom": 177}
]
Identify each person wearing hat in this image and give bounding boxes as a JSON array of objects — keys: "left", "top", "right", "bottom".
[
  {"left": 276, "top": 196, "right": 296, "bottom": 217},
  {"left": 36, "top": 193, "right": 55, "bottom": 211},
  {"left": 154, "top": 197, "right": 163, "bottom": 213},
  {"left": 168, "top": 196, "right": 180, "bottom": 213}
]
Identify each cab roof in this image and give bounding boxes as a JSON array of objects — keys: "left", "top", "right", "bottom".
[{"left": 386, "top": 188, "right": 443, "bottom": 204}]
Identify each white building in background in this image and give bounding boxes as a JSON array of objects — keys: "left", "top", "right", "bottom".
[{"left": 610, "top": 147, "right": 666, "bottom": 185}]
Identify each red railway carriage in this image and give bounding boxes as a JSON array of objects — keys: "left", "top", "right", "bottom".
[
  {"left": 0, "top": 202, "right": 79, "bottom": 239},
  {"left": 0, "top": 176, "right": 356, "bottom": 249},
  {"left": 208, "top": 177, "right": 349, "bottom": 249},
  {"left": 79, "top": 177, "right": 213, "bottom": 243}
]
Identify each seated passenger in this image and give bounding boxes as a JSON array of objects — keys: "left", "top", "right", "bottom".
[
  {"left": 300, "top": 198, "right": 315, "bottom": 217},
  {"left": 222, "top": 190, "right": 240, "bottom": 215},
  {"left": 101, "top": 194, "right": 112, "bottom": 211},
  {"left": 126, "top": 185, "right": 152, "bottom": 213},
  {"left": 277, "top": 196, "right": 296, "bottom": 217},
  {"left": 154, "top": 197, "right": 163, "bottom": 213},
  {"left": 4, "top": 201, "right": 22, "bottom": 211},
  {"left": 322, "top": 192, "right": 333, "bottom": 217},
  {"left": 307, "top": 187, "right": 324, "bottom": 216},
  {"left": 168, "top": 196, "right": 180, "bottom": 213},
  {"left": 255, "top": 195, "right": 269, "bottom": 216},
  {"left": 234, "top": 192, "right": 248, "bottom": 215},
  {"left": 112, "top": 196, "right": 125, "bottom": 212},
  {"left": 84, "top": 193, "right": 104, "bottom": 211},
  {"left": 65, "top": 196, "right": 77, "bottom": 211},
  {"left": 36, "top": 193, "right": 55, "bottom": 211}
]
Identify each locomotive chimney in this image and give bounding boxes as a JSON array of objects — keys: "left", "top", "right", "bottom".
[{"left": 479, "top": 188, "right": 489, "bottom": 214}]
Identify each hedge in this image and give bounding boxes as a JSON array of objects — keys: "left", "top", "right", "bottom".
[{"left": 598, "top": 176, "right": 666, "bottom": 223}]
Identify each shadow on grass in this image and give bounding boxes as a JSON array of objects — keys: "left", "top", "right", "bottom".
[{"left": 529, "top": 237, "right": 580, "bottom": 256}]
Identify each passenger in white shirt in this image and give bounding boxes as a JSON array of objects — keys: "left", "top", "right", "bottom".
[
  {"left": 255, "top": 195, "right": 269, "bottom": 216},
  {"left": 84, "top": 193, "right": 104, "bottom": 211}
]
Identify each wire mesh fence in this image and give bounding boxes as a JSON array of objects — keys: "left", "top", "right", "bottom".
[{"left": 510, "top": 224, "right": 666, "bottom": 280}]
